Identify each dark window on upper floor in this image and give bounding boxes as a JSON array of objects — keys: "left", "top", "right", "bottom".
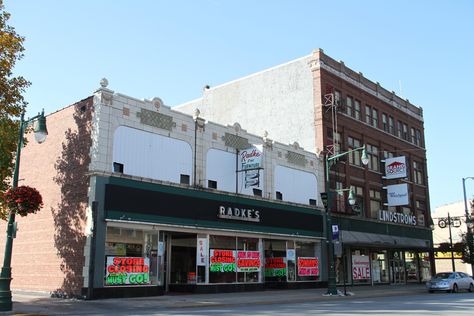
[
  {"left": 382, "top": 113, "right": 388, "bottom": 132},
  {"left": 346, "top": 96, "right": 353, "bottom": 117},
  {"left": 413, "top": 161, "right": 424, "bottom": 185},
  {"left": 253, "top": 188, "right": 262, "bottom": 197},
  {"left": 208, "top": 180, "right": 217, "bottom": 189},
  {"left": 309, "top": 199, "right": 317, "bottom": 206},
  {"left": 372, "top": 108, "right": 379, "bottom": 128},
  {"left": 113, "top": 162, "right": 124, "bottom": 173},
  {"left": 276, "top": 191, "right": 283, "bottom": 200},
  {"left": 389, "top": 116, "right": 395, "bottom": 134},
  {"left": 354, "top": 100, "right": 361, "bottom": 120},
  {"left": 180, "top": 174, "right": 190, "bottom": 185}
]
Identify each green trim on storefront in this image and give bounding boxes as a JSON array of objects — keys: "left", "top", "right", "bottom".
[
  {"left": 106, "top": 175, "right": 323, "bottom": 216},
  {"left": 333, "top": 215, "right": 432, "bottom": 240},
  {"left": 106, "top": 210, "right": 322, "bottom": 237}
]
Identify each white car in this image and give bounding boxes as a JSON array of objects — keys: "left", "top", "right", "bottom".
[{"left": 426, "top": 272, "right": 474, "bottom": 293}]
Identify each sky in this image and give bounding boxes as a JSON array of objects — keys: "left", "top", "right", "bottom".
[{"left": 4, "top": 0, "right": 474, "bottom": 211}]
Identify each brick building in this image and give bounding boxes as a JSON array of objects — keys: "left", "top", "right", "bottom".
[
  {"left": 176, "top": 48, "right": 434, "bottom": 285},
  {"left": 1, "top": 81, "right": 331, "bottom": 298}
]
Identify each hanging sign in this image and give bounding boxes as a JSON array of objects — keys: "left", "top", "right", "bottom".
[
  {"left": 209, "top": 249, "right": 236, "bottom": 273},
  {"left": 236, "top": 251, "right": 261, "bottom": 272},
  {"left": 239, "top": 145, "right": 263, "bottom": 171},
  {"left": 352, "top": 255, "right": 370, "bottom": 280},
  {"left": 297, "top": 257, "right": 319, "bottom": 276},
  {"left": 105, "top": 257, "right": 150, "bottom": 286},
  {"left": 386, "top": 183, "right": 409, "bottom": 206},
  {"left": 196, "top": 238, "right": 208, "bottom": 266},
  {"left": 384, "top": 156, "right": 407, "bottom": 179}
]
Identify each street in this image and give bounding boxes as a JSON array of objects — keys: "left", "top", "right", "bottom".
[
  {"left": 8, "top": 286, "right": 474, "bottom": 316},
  {"left": 149, "top": 293, "right": 474, "bottom": 316}
]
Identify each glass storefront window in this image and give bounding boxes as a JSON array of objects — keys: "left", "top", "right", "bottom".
[
  {"left": 371, "top": 251, "right": 389, "bottom": 283},
  {"left": 209, "top": 235, "right": 237, "bottom": 283},
  {"left": 237, "top": 237, "right": 260, "bottom": 283},
  {"left": 264, "top": 239, "right": 288, "bottom": 282},
  {"left": 105, "top": 225, "right": 158, "bottom": 286},
  {"left": 295, "top": 241, "right": 320, "bottom": 281}
]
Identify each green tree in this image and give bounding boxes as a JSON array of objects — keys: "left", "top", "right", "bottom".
[{"left": 0, "top": 0, "right": 30, "bottom": 215}]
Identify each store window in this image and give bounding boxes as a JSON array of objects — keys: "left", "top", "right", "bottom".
[
  {"left": 264, "top": 239, "right": 288, "bottom": 282},
  {"left": 371, "top": 251, "right": 389, "bottom": 283},
  {"left": 209, "top": 235, "right": 237, "bottom": 283},
  {"left": 105, "top": 225, "right": 159, "bottom": 286},
  {"left": 405, "top": 252, "right": 419, "bottom": 282},
  {"left": 295, "top": 241, "right": 321, "bottom": 281},
  {"left": 237, "top": 237, "right": 260, "bottom": 283}
]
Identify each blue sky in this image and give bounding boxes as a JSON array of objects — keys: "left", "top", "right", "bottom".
[{"left": 5, "top": 0, "right": 474, "bottom": 210}]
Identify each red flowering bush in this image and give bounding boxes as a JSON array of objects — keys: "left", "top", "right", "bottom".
[{"left": 3, "top": 185, "right": 43, "bottom": 217}]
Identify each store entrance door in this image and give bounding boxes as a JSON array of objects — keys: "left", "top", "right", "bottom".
[{"left": 390, "top": 251, "right": 405, "bottom": 284}]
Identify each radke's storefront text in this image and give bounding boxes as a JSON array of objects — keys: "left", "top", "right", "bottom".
[{"left": 96, "top": 177, "right": 325, "bottom": 297}]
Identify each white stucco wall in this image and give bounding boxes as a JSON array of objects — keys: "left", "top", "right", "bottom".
[{"left": 175, "top": 55, "right": 316, "bottom": 152}]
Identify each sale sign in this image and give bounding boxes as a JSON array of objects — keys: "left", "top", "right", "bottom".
[
  {"left": 209, "top": 249, "right": 236, "bottom": 273},
  {"left": 105, "top": 256, "right": 150, "bottom": 286},
  {"left": 297, "top": 257, "right": 319, "bottom": 276},
  {"left": 352, "top": 255, "right": 370, "bottom": 280},
  {"left": 237, "top": 251, "right": 261, "bottom": 272}
]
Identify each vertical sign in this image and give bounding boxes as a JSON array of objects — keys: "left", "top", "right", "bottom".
[
  {"left": 332, "top": 224, "right": 339, "bottom": 241},
  {"left": 196, "top": 238, "right": 207, "bottom": 266}
]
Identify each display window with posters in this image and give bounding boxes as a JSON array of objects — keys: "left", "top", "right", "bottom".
[
  {"left": 264, "top": 239, "right": 288, "bottom": 282},
  {"left": 295, "top": 241, "right": 321, "bottom": 281},
  {"left": 104, "top": 225, "right": 160, "bottom": 286}
]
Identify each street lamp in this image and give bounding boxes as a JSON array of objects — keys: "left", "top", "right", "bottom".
[
  {"left": 325, "top": 145, "right": 368, "bottom": 295},
  {"left": 462, "top": 177, "right": 474, "bottom": 277},
  {"left": 0, "top": 110, "right": 48, "bottom": 311}
]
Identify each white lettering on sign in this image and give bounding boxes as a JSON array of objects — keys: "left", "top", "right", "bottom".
[
  {"left": 378, "top": 210, "right": 417, "bottom": 226},
  {"left": 218, "top": 206, "right": 261, "bottom": 222}
]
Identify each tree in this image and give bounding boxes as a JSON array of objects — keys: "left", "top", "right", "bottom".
[{"left": 0, "top": 0, "right": 30, "bottom": 212}]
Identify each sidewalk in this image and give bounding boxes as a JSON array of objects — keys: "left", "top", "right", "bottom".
[{"left": 5, "top": 284, "right": 426, "bottom": 315}]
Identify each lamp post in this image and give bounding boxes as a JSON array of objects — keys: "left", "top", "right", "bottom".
[
  {"left": 0, "top": 111, "right": 48, "bottom": 311},
  {"left": 462, "top": 177, "right": 474, "bottom": 277},
  {"left": 325, "top": 145, "right": 368, "bottom": 295}
]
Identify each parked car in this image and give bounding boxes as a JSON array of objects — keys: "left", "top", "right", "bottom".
[{"left": 426, "top": 272, "right": 474, "bottom": 293}]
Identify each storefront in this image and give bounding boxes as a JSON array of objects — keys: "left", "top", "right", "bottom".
[
  {"left": 333, "top": 215, "right": 433, "bottom": 287},
  {"left": 87, "top": 175, "right": 325, "bottom": 298}
]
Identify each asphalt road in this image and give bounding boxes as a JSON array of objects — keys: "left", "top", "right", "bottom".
[
  {"left": 154, "top": 292, "right": 474, "bottom": 316},
  {"left": 6, "top": 285, "right": 474, "bottom": 316}
]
